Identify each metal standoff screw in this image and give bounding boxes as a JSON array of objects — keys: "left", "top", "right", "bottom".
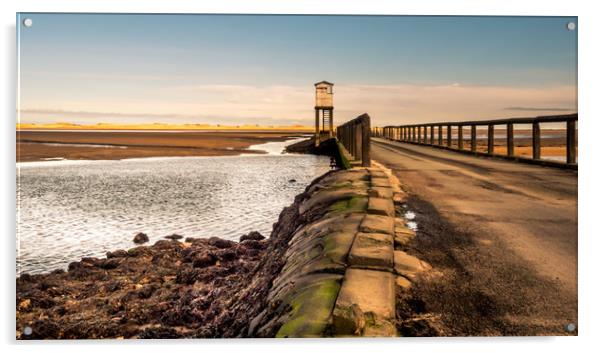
[{"left": 567, "top": 22, "right": 576, "bottom": 31}]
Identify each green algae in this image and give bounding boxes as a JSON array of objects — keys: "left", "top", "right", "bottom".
[{"left": 276, "top": 279, "right": 341, "bottom": 338}]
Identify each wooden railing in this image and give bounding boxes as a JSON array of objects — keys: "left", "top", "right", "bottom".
[
  {"left": 373, "top": 113, "right": 577, "bottom": 168},
  {"left": 337, "top": 113, "right": 371, "bottom": 167}
]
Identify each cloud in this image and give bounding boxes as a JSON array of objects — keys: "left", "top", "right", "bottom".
[
  {"left": 502, "top": 106, "right": 575, "bottom": 112},
  {"left": 19, "top": 83, "right": 577, "bottom": 126}
]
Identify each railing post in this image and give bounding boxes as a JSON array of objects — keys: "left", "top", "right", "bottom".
[
  {"left": 356, "top": 124, "right": 362, "bottom": 161},
  {"left": 438, "top": 125, "right": 443, "bottom": 145},
  {"left": 487, "top": 124, "right": 494, "bottom": 155},
  {"left": 447, "top": 125, "right": 452, "bottom": 147},
  {"left": 351, "top": 125, "right": 356, "bottom": 157},
  {"left": 532, "top": 122, "right": 541, "bottom": 160},
  {"left": 423, "top": 125, "right": 428, "bottom": 144},
  {"left": 471, "top": 125, "right": 477, "bottom": 152},
  {"left": 431, "top": 125, "right": 435, "bottom": 145},
  {"left": 567, "top": 120, "right": 576, "bottom": 164},
  {"left": 458, "top": 125, "right": 464, "bottom": 150},
  {"left": 507, "top": 123, "right": 514, "bottom": 157},
  {"left": 361, "top": 116, "right": 371, "bottom": 167}
]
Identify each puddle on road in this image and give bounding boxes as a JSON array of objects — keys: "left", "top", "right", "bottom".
[{"left": 404, "top": 210, "right": 418, "bottom": 231}]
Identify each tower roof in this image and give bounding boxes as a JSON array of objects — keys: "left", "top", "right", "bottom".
[{"left": 314, "top": 80, "right": 334, "bottom": 86}]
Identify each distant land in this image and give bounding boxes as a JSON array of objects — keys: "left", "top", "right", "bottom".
[{"left": 16, "top": 122, "right": 314, "bottom": 131}]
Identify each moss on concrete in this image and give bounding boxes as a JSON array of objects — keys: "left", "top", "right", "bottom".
[
  {"left": 336, "top": 142, "right": 353, "bottom": 170},
  {"left": 276, "top": 279, "right": 341, "bottom": 338},
  {"left": 328, "top": 196, "right": 367, "bottom": 215}
]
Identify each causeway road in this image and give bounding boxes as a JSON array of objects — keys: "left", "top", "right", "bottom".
[{"left": 371, "top": 137, "right": 577, "bottom": 335}]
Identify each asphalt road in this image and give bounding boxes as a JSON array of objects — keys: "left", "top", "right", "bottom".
[{"left": 372, "top": 138, "right": 577, "bottom": 335}]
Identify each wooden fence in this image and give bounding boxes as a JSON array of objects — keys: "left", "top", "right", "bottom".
[
  {"left": 373, "top": 113, "right": 577, "bottom": 168},
  {"left": 337, "top": 113, "right": 371, "bottom": 167}
]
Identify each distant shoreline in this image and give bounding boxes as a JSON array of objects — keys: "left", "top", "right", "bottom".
[{"left": 17, "top": 130, "right": 309, "bottom": 162}]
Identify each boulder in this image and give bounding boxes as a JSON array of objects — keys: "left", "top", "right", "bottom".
[
  {"left": 133, "top": 232, "right": 149, "bottom": 244},
  {"left": 208, "top": 237, "right": 235, "bottom": 249},
  {"left": 240, "top": 231, "right": 265, "bottom": 242},
  {"left": 106, "top": 250, "right": 128, "bottom": 258}
]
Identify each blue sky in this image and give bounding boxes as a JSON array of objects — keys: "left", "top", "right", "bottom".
[{"left": 17, "top": 14, "right": 577, "bottom": 126}]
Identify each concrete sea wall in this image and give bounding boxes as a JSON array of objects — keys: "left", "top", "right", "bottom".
[{"left": 249, "top": 164, "right": 431, "bottom": 337}]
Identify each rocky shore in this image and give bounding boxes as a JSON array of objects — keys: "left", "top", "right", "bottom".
[
  {"left": 17, "top": 162, "right": 432, "bottom": 339},
  {"left": 16, "top": 170, "right": 334, "bottom": 339},
  {"left": 16, "top": 232, "right": 270, "bottom": 339}
]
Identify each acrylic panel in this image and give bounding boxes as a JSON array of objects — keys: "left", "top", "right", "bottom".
[{"left": 16, "top": 13, "right": 578, "bottom": 339}]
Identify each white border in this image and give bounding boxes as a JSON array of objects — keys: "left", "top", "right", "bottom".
[{"left": 2, "top": 1, "right": 601, "bottom": 352}]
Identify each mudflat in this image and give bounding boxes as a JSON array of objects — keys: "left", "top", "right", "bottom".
[{"left": 17, "top": 130, "right": 307, "bottom": 162}]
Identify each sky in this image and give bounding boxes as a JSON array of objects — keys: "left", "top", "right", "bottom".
[{"left": 17, "top": 14, "right": 577, "bottom": 127}]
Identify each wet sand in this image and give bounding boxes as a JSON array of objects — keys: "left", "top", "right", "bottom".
[
  {"left": 447, "top": 137, "right": 576, "bottom": 160},
  {"left": 17, "top": 130, "right": 307, "bottom": 162}
]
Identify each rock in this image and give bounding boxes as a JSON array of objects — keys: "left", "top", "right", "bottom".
[
  {"left": 67, "top": 261, "right": 81, "bottom": 271},
  {"left": 175, "top": 268, "right": 200, "bottom": 285},
  {"left": 240, "top": 231, "right": 265, "bottom": 242},
  {"left": 396, "top": 276, "right": 412, "bottom": 289},
  {"left": 127, "top": 246, "right": 152, "bottom": 257},
  {"left": 216, "top": 249, "right": 237, "bottom": 262},
  {"left": 106, "top": 250, "right": 128, "bottom": 258},
  {"left": 136, "top": 285, "right": 156, "bottom": 299},
  {"left": 138, "top": 326, "right": 182, "bottom": 339},
  {"left": 153, "top": 240, "right": 176, "bottom": 249},
  {"left": 240, "top": 239, "right": 266, "bottom": 250},
  {"left": 81, "top": 257, "right": 100, "bottom": 267},
  {"left": 18, "top": 299, "right": 31, "bottom": 311},
  {"left": 393, "top": 192, "right": 407, "bottom": 203},
  {"left": 289, "top": 179, "right": 297, "bottom": 183},
  {"left": 192, "top": 252, "right": 217, "bottom": 268},
  {"left": 18, "top": 273, "right": 32, "bottom": 282},
  {"left": 393, "top": 250, "right": 431, "bottom": 279},
  {"left": 164, "top": 234, "right": 183, "bottom": 240},
  {"left": 133, "top": 232, "right": 149, "bottom": 244},
  {"left": 208, "top": 237, "right": 235, "bottom": 249},
  {"left": 99, "top": 258, "right": 122, "bottom": 270}
]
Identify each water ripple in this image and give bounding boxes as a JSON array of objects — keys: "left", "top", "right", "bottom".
[{"left": 16, "top": 139, "right": 329, "bottom": 275}]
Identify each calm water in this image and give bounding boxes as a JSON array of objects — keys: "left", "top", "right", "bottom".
[{"left": 16, "top": 139, "right": 330, "bottom": 275}]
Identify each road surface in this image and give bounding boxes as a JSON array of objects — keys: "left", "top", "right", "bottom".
[{"left": 372, "top": 137, "right": 577, "bottom": 335}]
